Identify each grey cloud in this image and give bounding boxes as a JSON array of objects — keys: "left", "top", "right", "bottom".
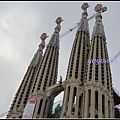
[{"left": 0, "top": 2, "right": 120, "bottom": 117}]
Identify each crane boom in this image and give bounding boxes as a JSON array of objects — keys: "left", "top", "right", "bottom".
[
  {"left": 110, "top": 50, "right": 120, "bottom": 64},
  {"left": 60, "top": 6, "right": 107, "bottom": 39},
  {"left": 113, "top": 51, "right": 120, "bottom": 59}
]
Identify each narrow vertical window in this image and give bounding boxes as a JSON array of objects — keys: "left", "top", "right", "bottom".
[
  {"left": 88, "top": 89, "right": 91, "bottom": 117},
  {"left": 95, "top": 91, "right": 98, "bottom": 110},
  {"left": 73, "top": 87, "right": 77, "bottom": 104},
  {"left": 102, "top": 95, "right": 105, "bottom": 116},
  {"left": 108, "top": 100, "right": 110, "bottom": 118},
  {"left": 67, "top": 86, "right": 70, "bottom": 102},
  {"left": 66, "top": 86, "right": 70, "bottom": 112},
  {"left": 37, "top": 99, "right": 43, "bottom": 114},
  {"left": 72, "top": 87, "right": 77, "bottom": 113},
  {"left": 79, "top": 93, "right": 83, "bottom": 117},
  {"left": 88, "top": 89, "right": 91, "bottom": 107}
]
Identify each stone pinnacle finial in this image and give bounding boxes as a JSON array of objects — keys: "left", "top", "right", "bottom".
[
  {"left": 81, "top": 3, "right": 90, "bottom": 18},
  {"left": 91, "top": 4, "right": 107, "bottom": 39},
  {"left": 81, "top": 3, "right": 90, "bottom": 11},
  {"left": 94, "top": 4, "right": 107, "bottom": 22},
  {"left": 94, "top": 4, "right": 103, "bottom": 12},
  {"left": 54, "top": 17, "right": 63, "bottom": 33},
  {"left": 94, "top": 4, "right": 103, "bottom": 22},
  {"left": 40, "top": 33, "right": 49, "bottom": 41},
  {"left": 55, "top": 17, "right": 63, "bottom": 24},
  {"left": 39, "top": 33, "right": 48, "bottom": 51}
]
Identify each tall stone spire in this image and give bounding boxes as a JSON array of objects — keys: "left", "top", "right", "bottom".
[
  {"left": 77, "top": 3, "right": 90, "bottom": 33},
  {"left": 91, "top": 4, "right": 106, "bottom": 39},
  {"left": 61, "top": 3, "right": 90, "bottom": 118},
  {"left": 26, "top": 17, "right": 63, "bottom": 118},
  {"left": 84, "top": 4, "right": 114, "bottom": 118},
  {"left": 47, "top": 17, "right": 63, "bottom": 49},
  {"left": 29, "top": 33, "right": 48, "bottom": 67},
  {"left": 6, "top": 33, "right": 48, "bottom": 118}
]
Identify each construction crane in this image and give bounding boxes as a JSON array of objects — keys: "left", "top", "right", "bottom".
[
  {"left": 60, "top": 6, "right": 107, "bottom": 39},
  {"left": 113, "top": 50, "right": 120, "bottom": 59},
  {"left": 110, "top": 50, "right": 120, "bottom": 64}
]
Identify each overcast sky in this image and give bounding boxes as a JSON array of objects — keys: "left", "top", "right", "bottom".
[{"left": 0, "top": 1, "right": 120, "bottom": 118}]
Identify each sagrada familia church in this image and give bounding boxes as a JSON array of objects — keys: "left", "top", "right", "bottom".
[{"left": 6, "top": 3, "right": 120, "bottom": 118}]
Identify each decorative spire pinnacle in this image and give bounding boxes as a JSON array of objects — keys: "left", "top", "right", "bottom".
[
  {"left": 94, "top": 4, "right": 103, "bottom": 12},
  {"left": 29, "top": 33, "right": 48, "bottom": 68},
  {"left": 91, "top": 4, "right": 107, "bottom": 39},
  {"left": 40, "top": 33, "right": 48, "bottom": 40},
  {"left": 54, "top": 17, "right": 63, "bottom": 33},
  {"left": 39, "top": 33, "right": 48, "bottom": 51},
  {"left": 77, "top": 3, "right": 90, "bottom": 33},
  {"left": 81, "top": 3, "right": 90, "bottom": 18},
  {"left": 94, "top": 4, "right": 107, "bottom": 24},
  {"left": 94, "top": 4, "right": 103, "bottom": 23},
  {"left": 47, "top": 17, "right": 63, "bottom": 49}
]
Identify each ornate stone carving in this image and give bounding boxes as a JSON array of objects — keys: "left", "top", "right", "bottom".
[
  {"left": 55, "top": 17, "right": 63, "bottom": 24},
  {"left": 54, "top": 17, "right": 63, "bottom": 32},
  {"left": 94, "top": 4, "right": 103, "bottom": 12},
  {"left": 81, "top": 3, "right": 90, "bottom": 10},
  {"left": 40, "top": 33, "right": 48, "bottom": 40},
  {"left": 94, "top": 4, "right": 107, "bottom": 22},
  {"left": 39, "top": 33, "right": 48, "bottom": 51},
  {"left": 81, "top": 3, "right": 90, "bottom": 18}
]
